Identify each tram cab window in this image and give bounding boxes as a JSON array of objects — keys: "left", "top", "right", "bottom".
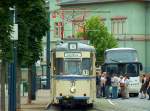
[
  {"left": 64, "top": 59, "right": 81, "bottom": 75},
  {"left": 82, "top": 58, "right": 91, "bottom": 75}
]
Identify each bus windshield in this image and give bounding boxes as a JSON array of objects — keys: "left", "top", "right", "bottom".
[
  {"left": 105, "top": 63, "right": 139, "bottom": 77},
  {"left": 105, "top": 50, "right": 138, "bottom": 63}
]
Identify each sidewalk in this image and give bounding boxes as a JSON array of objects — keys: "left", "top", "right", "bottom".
[{"left": 21, "top": 89, "right": 50, "bottom": 111}]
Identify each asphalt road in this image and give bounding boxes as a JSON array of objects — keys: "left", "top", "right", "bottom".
[
  {"left": 47, "top": 97, "right": 150, "bottom": 111},
  {"left": 3, "top": 89, "right": 149, "bottom": 111}
]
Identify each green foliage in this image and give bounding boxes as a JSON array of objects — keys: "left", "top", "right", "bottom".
[
  {"left": 15, "top": 0, "right": 49, "bottom": 66},
  {"left": 83, "top": 16, "right": 118, "bottom": 63},
  {"left": 16, "top": 0, "right": 49, "bottom": 65},
  {"left": 17, "top": 17, "right": 29, "bottom": 65},
  {"left": 0, "top": 3, "right": 12, "bottom": 61},
  {"left": 0, "top": 0, "right": 49, "bottom": 66}
]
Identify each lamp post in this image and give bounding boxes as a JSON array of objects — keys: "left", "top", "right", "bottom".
[
  {"left": 31, "top": 64, "right": 36, "bottom": 100},
  {"left": 45, "top": 0, "right": 51, "bottom": 89},
  {"left": 8, "top": 6, "right": 18, "bottom": 111},
  {"left": 0, "top": 54, "right": 1, "bottom": 104}
]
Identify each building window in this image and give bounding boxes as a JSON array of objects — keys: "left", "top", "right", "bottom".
[
  {"left": 100, "top": 17, "right": 106, "bottom": 25},
  {"left": 72, "top": 16, "right": 84, "bottom": 33},
  {"left": 54, "top": 22, "right": 64, "bottom": 39},
  {"left": 111, "top": 16, "right": 127, "bottom": 35}
]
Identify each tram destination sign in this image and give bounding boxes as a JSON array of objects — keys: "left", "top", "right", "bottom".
[{"left": 64, "top": 52, "right": 81, "bottom": 58}]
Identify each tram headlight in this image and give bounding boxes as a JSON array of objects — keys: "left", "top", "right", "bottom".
[{"left": 70, "top": 86, "right": 76, "bottom": 93}]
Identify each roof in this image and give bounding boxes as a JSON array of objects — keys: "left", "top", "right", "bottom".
[
  {"left": 105, "top": 48, "right": 136, "bottom": 52},
  {"left": 58, "top": 0, "right": 150, "bottom": 6},
  {"left": 52, "top": 41, "right": 95, "bottom": 52}
]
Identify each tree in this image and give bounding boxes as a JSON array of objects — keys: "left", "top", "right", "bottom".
[
  {"left": 1, "top": 0, "right": 49, "bottom": 109},
  {"left": 15, "top": 2, "right": 29, "bottom": 109},
  {"left": 11, "top": 0, "right": 48, "bottom": 106},
  {"left": 0, "top": 0, "right": 48, "bottom": 109},
  {"left": 0, "top": 1, "right": 12, "bottom": 111},
  {"left": 19, "top": 0, "right": 49, "bottom": 104},
  {"left": 77, "top": 16, "right": 118, "bottom": 64}
]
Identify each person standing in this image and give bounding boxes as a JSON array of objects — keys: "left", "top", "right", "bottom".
[
  {"left": 139, "top": 75, "right": 147, "bottom": 99},
  {"left": 124, "top": 75, "right": 130, "bottom": 99},
  {"left": 146, "top": 77, "right": 150, "bottom": 100},
  {"left": 96, "top": 72, "right": 101, "bottom": 98},
  {"left": 119, "top": 75, "right": 125, "bottom": 99},
  {"left": 111, "top": 74, "right": 119, "bottom": 99},
  {"left": 105, "top": 73, "right": 111, "bottom": 99},
  {"left": 101, "top": 72, "right": 106, "bottom": 97}
]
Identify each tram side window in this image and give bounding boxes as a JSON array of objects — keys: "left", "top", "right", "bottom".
[
  {"left": 56, "top": 58, "right": 63, "bottom": 75},
  {"left": 82, "top": 58, "right": 91, "bottom": 75}
]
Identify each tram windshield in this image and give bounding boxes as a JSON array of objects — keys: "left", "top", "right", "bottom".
[
  {"left": 64, "top": 58, "right": 92, "bottom": 75},
  {"left": 64, "top": 59, "right": 81, "bottom": 75},
  {"left": 55, "top": 58, "right": 92, "bottom": 75}
]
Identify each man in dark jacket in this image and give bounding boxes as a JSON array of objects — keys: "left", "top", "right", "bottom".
[
  {"left": 105, "top": 73, "right": 111, "bottom": 98},
  {"left": 96, "top": 72, "right": 101, "bottom": 98}
]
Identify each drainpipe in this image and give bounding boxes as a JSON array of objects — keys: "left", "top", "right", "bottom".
[{"left": 145, "top": 3, "right": 148, "bottom": 73}]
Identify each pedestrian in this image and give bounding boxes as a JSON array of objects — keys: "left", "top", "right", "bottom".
[
  {"left": 96, "top": 72, "right": 101, "bottom": 98},
  {"left": 124, "top": 75, "right": 130, "bottom": 99},
  {"left": 111, "top": 74, "right": 119, "bottom": 99},
  {"left": 101, "top": 72, "right": 106, "bottom": 97},
  {"left": 119, "top": 75, "right": 125, "bottom": 99},
  {"left": 139, "top": 74, "right": 147, "bottom": 99},
  {"left": 105, "top": 73, "right": 111, "bottom": 99},
  {"left": 146, "top": 77, "right": 150, "bottom": 100}
]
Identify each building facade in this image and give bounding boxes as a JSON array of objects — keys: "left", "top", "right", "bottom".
[{"left": 50, "top": 0, "right": 150, "bottom": 73}]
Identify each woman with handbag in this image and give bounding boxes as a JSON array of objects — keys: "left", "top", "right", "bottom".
[
  {"left": 119, "top": 76, "right": 125, "bottom": 99},
  {"left": 139, "top": 75, "right": 147, "bottom": 99}
]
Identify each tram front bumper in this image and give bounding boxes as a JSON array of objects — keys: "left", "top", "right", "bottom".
[{"left": 56, "top": 96, "right": 90, "bottom": 106}]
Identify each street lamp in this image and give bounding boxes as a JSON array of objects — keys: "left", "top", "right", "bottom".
[
  {"left": 8, "top": 6, "right": 18, "bottom": 111},
  {"left": 45, "top": 0, "right": 51, "bottom": 89}
]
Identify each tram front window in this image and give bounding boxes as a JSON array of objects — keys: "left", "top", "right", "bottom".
[
  {"left": 64, "top": 58, "right": 92, "bottom": 75},
  {"left": 64, "top": 60, "right": 81, "bottom": 75}
]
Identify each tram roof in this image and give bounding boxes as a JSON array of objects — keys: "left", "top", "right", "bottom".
[
  {"left": 105, "top": 48, "right": 136, "bottom": 52},
  {"left": 52, "top": 41, "right": 95, "bottom": 52}
]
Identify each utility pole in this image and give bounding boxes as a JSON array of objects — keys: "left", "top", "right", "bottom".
[
  {"left": 0, "top": 60, "right": 1, "bottom": 86},
  {"left": 8, "top": 6, "right": 18, "bottom": 111}
]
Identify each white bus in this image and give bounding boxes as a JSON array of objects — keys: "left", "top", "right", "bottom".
[{"left": 101, "top": 48, "right": 143, "bottom": 95}]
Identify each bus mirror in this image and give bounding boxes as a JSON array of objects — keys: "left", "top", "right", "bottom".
[
  {"left": 49, "top": 62, "right": 51, "bottom": 68},
  {"left": 140, "top": 63, "right": 143, "bottom": 71}
]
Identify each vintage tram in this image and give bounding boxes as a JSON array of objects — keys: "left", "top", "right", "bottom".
[{"left": 50, "top": 41, "right": 96, "bottom": 107}]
